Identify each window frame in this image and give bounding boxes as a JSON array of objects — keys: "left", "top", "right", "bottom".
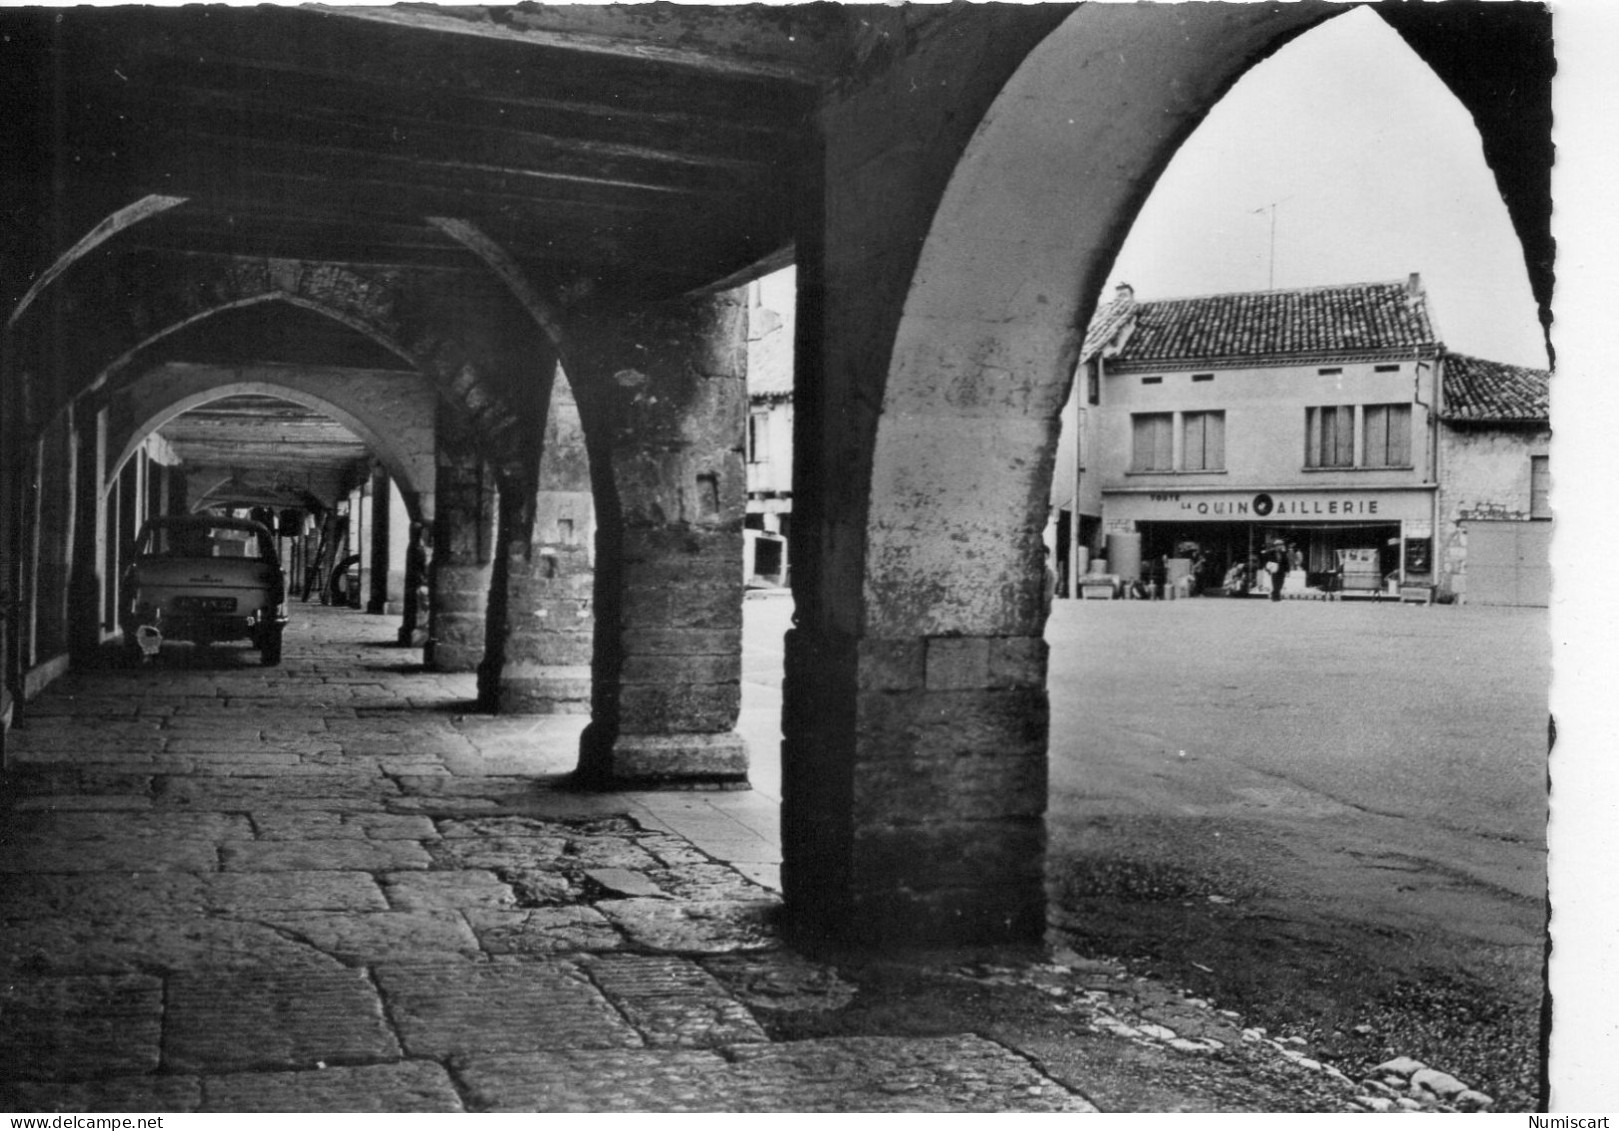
[
  {"left": 1531, "top": 455, "right": 1551, "bottom": 519},
  {"left": 1130, "top": 412, "right": 1174, "bottom": 472},
  {"left": 1305, "top": 404, "right": 1356, "bottom": 469},
  {"left": 1181, "top": 410, "right": 1226, "bottom": 472},
  {"left": 746, "top": 410, "right": 769, "bottom": 465},
  {"left": 1362, "top": 403, "right": 1413, "bottom": 468}
]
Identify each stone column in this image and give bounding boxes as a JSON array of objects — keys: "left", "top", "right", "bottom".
[
  {"left": 780, "top": 19, "right": 1073, "bottom": 946},
  {"left": 385, "top": 481, "right": 412, "bottom": 617},
  {"left": 570, "top": 292, "right": 748, "bottom": 786},
  {"left": 480, "top": 378, "right": 595, "bottom": 714},
  {"left": 398, "top": 518, "right": 430, "bottom": 648},
  {"left": 367, "top": 468, "right": 390, "bottom": 615},
  {"left": 68, "top": 404, "right": 107, "bottom": 663},
  {"left": 426, "top": 443, "right": 494, "bottom": 672}
]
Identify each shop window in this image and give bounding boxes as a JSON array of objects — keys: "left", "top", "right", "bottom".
[
  {"left": 1182, "top": 411, "right": 1225, "bottom": 471},
  {"left": 1362, "top": 404, "right": 1412, "bottom": 467},
  {"left": 1531, "top": 455, "right": 1551, "bottom": 518},
  {"left": 747, "top": 411, "right": 769, "bottom": 464},
  {"left": 1131, "top": 413, "right": 1173, "bottom": 471},
  {"left": 1305, "top": 405, "right": 1355, "bottom": 468}
]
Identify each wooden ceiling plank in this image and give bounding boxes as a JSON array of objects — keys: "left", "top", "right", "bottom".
[
  {"left": 309, "top": 4, "right": 846, "bottom": 85},
  {"left": 83, "top": 8, "right": 814, "bottom": 131}
]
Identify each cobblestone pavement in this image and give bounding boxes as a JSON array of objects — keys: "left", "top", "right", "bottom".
[{"left": 1, "top": 603, "right": 1403, "bottom": 1112}]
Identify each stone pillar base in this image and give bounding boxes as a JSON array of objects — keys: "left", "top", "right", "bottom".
[
  {"left": 781, "top": 628, "right": 1050, "bottom": 947},
  {"left": 425, "top": 642, "right": 481, "bottom": 672},
  {"left": 577, "top": 726, "right": 749, "bottom": 788},
  {"left": 495, "top": 666, "right": 592, "bottom": 714}
]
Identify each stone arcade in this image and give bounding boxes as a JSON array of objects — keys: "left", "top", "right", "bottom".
[{"left": 0, "top": 4, "right": 1552, "bottom": 946}]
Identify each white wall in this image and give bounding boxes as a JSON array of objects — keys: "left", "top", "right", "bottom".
[{"left": 1096, "top": 358, "right": 1436, "bottom": 492}]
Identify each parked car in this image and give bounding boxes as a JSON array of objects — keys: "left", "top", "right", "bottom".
[{"left": 120, "top": 515, "right": 287, "bottom": 665}]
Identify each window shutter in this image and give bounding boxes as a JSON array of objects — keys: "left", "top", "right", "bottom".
[
  {"left": 1132, "top": 415, "right": 1154, "bottom": 471},
  {"left": 1364, "top": 406, "right": 1388, "bottom": 467},
  {"left": 1184, "top": 414, "right": 1204, "bottom": 470},
  {"left": 1388, "top": 405, "right": 1411, "bottom": 466},
  {"left": 1333, "top": 406, "right": 1355, "bottom": 467},
  {"left": 1154, "top": 415, "right": 1172, "bottom": 470}
]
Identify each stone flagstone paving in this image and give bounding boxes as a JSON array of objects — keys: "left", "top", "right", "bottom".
[{"left": 0, "top": 604, "right": 1097, "bottom": 1113}]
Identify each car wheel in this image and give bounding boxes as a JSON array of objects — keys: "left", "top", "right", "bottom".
[{"left": 260, "top": 626, "right": 283, "bottom": 667}]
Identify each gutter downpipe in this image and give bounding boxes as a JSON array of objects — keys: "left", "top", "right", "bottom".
[
  {"left": 1080, "top": 354, "right": 1098, "bottom": 597},
  {"left": 1429, "top": 349, "right": 1444, "bottom": 600},
  {"left": 1410, "top": 346, "right": 1442, "bottom": 598}
]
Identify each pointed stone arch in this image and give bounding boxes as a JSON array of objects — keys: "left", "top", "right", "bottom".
[
  {"left": 106, "top": 371, "right": 436, "bottom": 524},
  {"left": 786, "top": 2, "right": 1552, "bottom": 945}
]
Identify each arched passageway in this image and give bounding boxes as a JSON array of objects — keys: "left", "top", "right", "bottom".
[
  {"left": 782, "top": 1, "right": 1551, "bottom": 945},
  {"left": 0, "top": 5, "right": 1553, "bottom": 959}
]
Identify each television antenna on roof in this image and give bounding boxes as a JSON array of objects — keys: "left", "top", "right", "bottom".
[{"left": 1251, "top": 197, "right": 1294, "bottom": 289}]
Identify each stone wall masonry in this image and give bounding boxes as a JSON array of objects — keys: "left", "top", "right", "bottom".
[
  {"left": 489, "top": 539, "right": 595, "bottom": 715},
  {"left": 568, "top": 293, "right": 749, "bottom": 787},
  {"left": 777, "top": 8, "right": 1086, "bottom": 942},
  {"left": 848, "top": 872, "right": 1046, "bottom": 948},
  {"left": 481, "top": 378, "right": 596, "bottom": 715},
  {"left": 850, "top": 737, "right": 1046, "bottom": 823},
  {"left": 1437, "top": 424, "right": 1550, "bottom": 599},
  {"left": 779, "top": 626, "right": 857, "bottom": 909},
  {"left": 428, "top": 448, "right": 494, "bottom": 673},
  {"left": 781, "top": 628, "right": 1049, "bottom": 947},
  {"left": 69, "top": 405, "right": 107, "bottom": 663},
  {"left": 784, "top": 5, "right": 1354, "bottom": 948},
  {"left": 485, "top": 521, "right": 595, "bottom": 708},
  {"left": 854, "top": 685, "right": 1048, "bottom": 762}
]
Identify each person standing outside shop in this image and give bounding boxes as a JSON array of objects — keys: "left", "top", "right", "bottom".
[{"left": 1266, "top": 541, "right": 1291, "bottom": 602}]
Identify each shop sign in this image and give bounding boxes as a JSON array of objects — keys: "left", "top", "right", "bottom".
[
  {"left": 1109, "top": 489, "right": 1428, "bottom": 522},
  {"left": 1246, "top": 492, "right": 1381, "bottom": 517}
]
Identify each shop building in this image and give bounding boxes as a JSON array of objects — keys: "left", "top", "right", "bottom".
[{"left": 1069, "top": 276, "right": 1465, "bottom": 598}]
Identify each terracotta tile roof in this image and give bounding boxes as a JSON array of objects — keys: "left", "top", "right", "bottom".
[
  {"left": 1441, "top": 352, "right": 1550, "bottom": 423},
  {"left": 1081, "top": 292, "right": 1137, "bottom": 360},
  {"left": 1084, "top": 279, "right": 1439, "bottom": 366}
]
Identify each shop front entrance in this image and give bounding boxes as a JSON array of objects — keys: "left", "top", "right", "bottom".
[
  {"left": 1106, "top": 487, "right": 1433, "bottom": 598},
  {"left": 1135, "top": 520, "right": 1402, "bottom": 597}
]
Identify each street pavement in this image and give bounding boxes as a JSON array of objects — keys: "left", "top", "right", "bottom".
[
  {"left": 1041, "top": 596, "right": 1549, "bottom": 1110},
  {"left": 0, "top": 597, "right": 1522, "bottom": 1112}
]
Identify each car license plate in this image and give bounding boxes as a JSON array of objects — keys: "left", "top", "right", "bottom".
[{"left": 176, "top": 595, "right": 237, "bottom": 612}]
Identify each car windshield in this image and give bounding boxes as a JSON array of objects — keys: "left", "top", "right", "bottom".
[{"left": 140, "top": 521, "right": 275, "bottom": 563}]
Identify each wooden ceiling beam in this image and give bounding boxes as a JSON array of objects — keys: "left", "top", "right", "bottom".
[
  {"left": 309, "top": 4, "right": 848, "bottom": 86},
  {"left": 71, "top": 8, "right": 814, "bottom": 129}
]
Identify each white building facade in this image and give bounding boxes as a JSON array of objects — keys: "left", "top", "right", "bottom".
[
  {"left": 1055, "top": 277, "right": 1550, "bottom": 604},
  {"left": 744, "top": 269, "right": 794, "bottom": 587}
]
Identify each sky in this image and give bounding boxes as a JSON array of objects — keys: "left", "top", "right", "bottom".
[{"left": 1105, "top": 5, "right": 1548, "bottom": 370}]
